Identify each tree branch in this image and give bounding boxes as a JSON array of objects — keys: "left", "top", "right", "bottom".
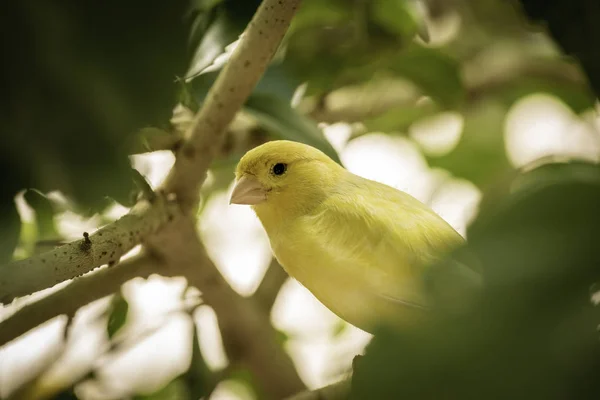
[
  {"left": 0, "top": 195, "right": 180, "bottom": 304},
  {"left": 164, "top": 0, "right": 303, "bottom": 211},
  {"left": 149, "top": 1, "right": 307, "bottom": 395},
  {"left": 286, "top": 379, "right": 352, "bottom": 400},
  {"left": 147, "top": 218, "right": 306, "bottom": 399},
  {"left": 0, "top": 254, "right": 161, "bottom": 347},
  {"left": 253, "top": 258, "right": 288, "bottom": 312}
]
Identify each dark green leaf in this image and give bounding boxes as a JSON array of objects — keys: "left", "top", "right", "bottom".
[
  {"left": 106, "top": 292, "right": 129, "bottom": 339},
  {"left": 244, "top": 94, "right": 341, "bottom": 163},
  {"left": 191, "top": 64, "right": 301, "bottom": 108},
  {"left": 0, "top": 0, "right": 190, "bottom": 212},
  {"left": 424, "top": 100, "right": 512, "bottom": 187},
  {"left": 480, "top": 73, "right": 596, "bottom": 114},
  {"left": 352, "top": 161, "right": 600, "bottom": 400},
  {"left": 363, "top": 101, "right": 439, "bottom": 133},
  {"left": 23, "top": 189, "right": 59, "bottom": 241},
  {"left": 182, "top": 325, "right": 210, "bottom": 399},
  {"left": 391, "top": 46, "right": 464, "bottom": 108},
  {"left": 371, "top": 0, "right": 420, "bottom": 39},
  {"left": 185, "top": 10, "right": 241, "bottom": 80},
  {"left": 0, "top": 199, "right": 20, "bottom": 264}
]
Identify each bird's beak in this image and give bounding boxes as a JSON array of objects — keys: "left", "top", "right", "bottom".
[{"left": 229, "top": 175, "right": 267, "bottom": 205}]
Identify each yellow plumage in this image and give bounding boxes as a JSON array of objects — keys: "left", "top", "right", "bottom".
[{"left": 231, "top": 140, "right": 479, "bottom": 333}]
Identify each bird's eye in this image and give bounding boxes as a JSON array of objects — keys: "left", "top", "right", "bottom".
[{"left": 272, "top": 163, "right": 287, "bottom": 176}]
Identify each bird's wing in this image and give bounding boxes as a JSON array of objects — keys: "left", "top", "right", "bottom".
[{"left": 301, "top": 179, "right": 471, "bottom": 310}]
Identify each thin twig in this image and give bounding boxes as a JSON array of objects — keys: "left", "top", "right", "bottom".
[
  {"left": 0, "top": 255, "right": 161, "bottom": 347},
  {"left": 0, "top": 195, "right": 180, "bottom": 304}
]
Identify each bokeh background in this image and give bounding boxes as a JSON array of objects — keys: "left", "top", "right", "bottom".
[{"left": 1, "top": 0, "right": 600, "bottom": 399}]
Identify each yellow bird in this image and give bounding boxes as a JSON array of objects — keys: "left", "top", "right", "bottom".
[{"left": 230, "top": 140, "right": 480, "bottom": 333}]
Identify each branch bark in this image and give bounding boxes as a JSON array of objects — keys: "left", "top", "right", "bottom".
[
  {"left": 147, "top": 218, "right": 305, "bottom": 398},
  {"left": 2, "top": 0, "right": 306, "bottom": 397},
  {"left": 164, "top": 0, "right": 303, "bottom": 211},
  {"left": 253, "top": 258, "right": 288, "bottom": 312},
  {"left": 0, "top": 196, "right": 180, "bottom": 304},
  {"left": 0, "top": 254, "right": 161, "bottom": 347},
  {"left": 286, "top": 379, "right": 352, "bottom": 400}
]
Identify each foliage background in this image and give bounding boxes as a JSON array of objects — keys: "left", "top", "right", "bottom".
[{"left": 1, "top": 0, "right": 599, "bottom": 399}]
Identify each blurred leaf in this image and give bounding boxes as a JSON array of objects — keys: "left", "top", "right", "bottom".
[
  {"left": 0, "top": 0, "right": 190, "bottom": 212},
  {"left": 352, "top": 161, "right": 600, "bottom": 400},
  {"left": 54, "top": 387, "right": 79, "bottom": 400},
  {"left": 200, "top": 160, "right": 236, "bottom": 213},
  {"left": 229, "top": 367, "right": 262, "bottom": 399},
  {"left": 191, "top": 64, "right": 301, "bottom": 108},
  {"left": 0, "top": 199, "right": 20, "bottom": 264},
  {"left": 363, "top": 101, "right": 439, "bottom": 133},
  {"left": 133, "top": 378, "right": 190, "bottom": 400},
  {"left": 130, "top": 127, "right": 179, "bottom": 154},
  {"left": 186, "top": 10, "right": 240, "bottom": 80},
  {"left": 182, "top": 325, "right": 210, "bottom": 399},
  {"left": 132, "top": 169, "right": 156, "bottom": 202},
  {"left": 371, "top": 0, "right": 420, "bottom": 39},
  {"left": 331, "top": 319, "right": 349, "bottom": 338},
  {"left": 274, "top": 327, "right": 290, "bottom": 346},
  {"left": 185, "top": 0, "right": 262, "bottom": 80},
  {"left": 425, "top": 100, "right": 511, "bottom": 187},
  {"left": 23, "top": 189, "right": 59, "bottom": 240},
  {"left": 106, "top": 291, "right": 129, "bottom": 339},
  {"left": 244, "top": 94, "right": 341, "bottom": 163},
  {"left": 516, "top": 0, "right": 600, "bottom": 97},
  {"left": 489, "top": 75, "right": 596, "bottom": 114},
  {"left": 391, "top": 46, "right": 464, "bottom": 108}
]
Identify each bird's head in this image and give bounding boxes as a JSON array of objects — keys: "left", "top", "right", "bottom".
[{"left": 230, "top": 140, "right": 342, "bottom": 217}]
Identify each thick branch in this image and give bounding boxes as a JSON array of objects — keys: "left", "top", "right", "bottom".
[
  {"left": 286, "top": 379, "right": 352, "bottom": 400},
  {"left": 147, "top": 218, "right": 306, "bottom": 399},
  {"left": 253, "top": 258, "right": 288, "bottom": 312},
  {"left": 0, "top": 254, "right": 161, "bottom": 347},
  {"left": 0, "top": 196, "right": 180, "bottom": 304},
  {"left": 164, "top": 0, "right": 303, "bottom": 210}
]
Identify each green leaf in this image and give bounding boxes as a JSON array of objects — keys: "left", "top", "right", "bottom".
[
  {"left": 492, "top": 75, "right": 595, "bottom": 114},
  {"left": 0, "top": 199, "right": 21, "bottom": 263},
  {"left": 106, "top": 292, "right": 129, "bottom": 339},
  {"left": 23, "top": 189, "right": 59, "bottom": 241},
  {"left": 371, "top": 0, "right": 420, "bottom": 39},
  {"left": 185, "top": 10, "right": 241, "bottom": 80},
  {"left": 191, "top": 64, "right": 301, "bottom": 109},
  {"left": 363, "top": 101, "right": 439, "bottom": 133},
  {"left": 352, "top": 161, "right": 600, "bottom": 399},
  {"left": 331, "top": 319, "right": 349, "bottom": 338},
  {"left": 391, "top": 46, "right": 464, "bottom": 108},
  {"left": 2, "top": 0, "right": 190, "bottom": 212},
  {"left": 133, "top": 378, "right": 190, "bottom": 400},
  {"left": 244, "top": 94, "right": 341, "bottom": 163},
  {"left": 424, "top": 100, "right": 512, "bottom": 187},
  {"left": 182, "top": 325, "right": 210, "bottom": 399},
  {"left": 185, "top": 0, "right": 262, "bottom": 80}
]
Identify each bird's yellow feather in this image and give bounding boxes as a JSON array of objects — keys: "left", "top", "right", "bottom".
[{"left": 233, "top": 140, "right": 478, "bottom": 333}]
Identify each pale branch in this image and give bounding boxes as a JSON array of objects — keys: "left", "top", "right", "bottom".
[
  {"left": 286, "top": 379, "right": 352, "bottom": 400},
  {"left": 0, "top": 195, "right": 180, "bottom": 304},
  {"left": 164, "top": 0, "right": 303, "bottom": 211},
  {"left": 149, "top": 2, "right": 307, "bottom": 394},
  {"left": 253, "top": 258, "right": 288, "bottom": 312},
  {"left": 0, "top": 254, "right": 161, "bottom": 347},
  {"left": 146, "top": 218, "right": 306, "bottom": 399}
]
